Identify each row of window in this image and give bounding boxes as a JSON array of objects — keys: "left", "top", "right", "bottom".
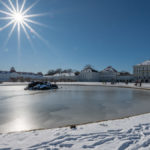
[{"left": 134, "top": 66, "right": 150, "bottom": 71}]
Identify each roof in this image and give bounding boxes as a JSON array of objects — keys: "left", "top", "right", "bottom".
[
  {"left": 136, "top": 60, "right": 150, "bottom": 66},
  {"left": 82, "top": 67, "right": 98, "bottom": 72},
  {"left": 90, "top": 69, "right": 98, "bottom": 72},
  {"left": 101, "top": 66, "right": 118, "bottom": 73}
]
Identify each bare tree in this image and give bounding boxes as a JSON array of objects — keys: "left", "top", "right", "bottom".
[
  {"left": 62, "top": 69, "right": 73, "bottom": 73},
  {"left": 66, "top": 69, "right": 73, "bottom": 73},
  {"left": 37, "top": 72, "right": 43, "bottom": 76},
  {"left": 75, "top": 71, "right": 80, "bottom": 76},
  {"left": 55, "top": 68, "right": 62, "bottom": 74},
  {"left": 84, "top": 64, "right": 93, "bottom": 70},
  {"left": 62, "top": 69, "right": 67, "bottom": 73},
  {"left": 47, "top": 70, "right": 55, "bottom": 76}
]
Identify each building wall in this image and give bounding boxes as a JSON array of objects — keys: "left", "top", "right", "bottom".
[
  {"left": 0, "top": 72, "right": 43, "bottom": 82},
  {"left": 0, "top": 71, "right": 135, "bottom": 83},
  {"left": 117, "top": 75, "right": 134, "bottom": 82},
  {"left": 0, "top": 72, "right": 10, "bottom": 81},
  {"left": 133, "top": 65, "right": 150, "bottom": 82},
  {"left": 99, "top": 72, "right": 118, "bottom": 82},
  {"left": 77, "top": 72, "right": 100, "bottom": 82},
  {"left": 45, "top": 72, "right": 134, "bottom": 82}
]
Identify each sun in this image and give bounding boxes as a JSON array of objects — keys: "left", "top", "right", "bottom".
[
  {"left": 0, "top": 0, "right": 46, "bottom": 48},
  {"left": 13, "top": 12, "right": 24, "bottom": 23}
]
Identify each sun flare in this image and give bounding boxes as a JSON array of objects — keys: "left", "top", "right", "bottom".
[
  {"left": 0, "top": 0, "right": 45, "bottom": 48},
  {"left": 13, "top": 12, "right": 24, "bottom": 23}
]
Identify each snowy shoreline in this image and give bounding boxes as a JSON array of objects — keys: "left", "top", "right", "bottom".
[
  {"left": 1, "top": 82, "right": 150, "bottom": 91},
  {"left": 1, "top": 113, "right": 150, "bottom": 149},
  {"left": 0, "top": 82, "right": 28, "bottom": 86},
  {"left": 57, "top": 82, "right": 150, "bottom": 91}
]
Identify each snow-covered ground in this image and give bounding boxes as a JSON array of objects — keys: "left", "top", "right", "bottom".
[
  {"left": 1, "top": 113, "right": 150, "bottom": 149},
  {"left": 1, "top": 82, "right": 150, "bottom": 90},
  {"left": 56, "top": 82, "right": 150, "bottom": 90},
  {"left": 0, "top": 82, "right": 29, "bottom": 86}
]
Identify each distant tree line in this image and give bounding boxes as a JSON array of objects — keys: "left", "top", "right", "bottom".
[
  {"left": 46, "top": 68, "right": 80, "bottom": 76},
  {"left": 46, "top": 65, "right": 97, "bottom": 76}
]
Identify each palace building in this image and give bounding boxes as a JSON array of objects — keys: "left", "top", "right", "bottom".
[{"left": 133, "top": 60, "right": 150, "bottom": 82}]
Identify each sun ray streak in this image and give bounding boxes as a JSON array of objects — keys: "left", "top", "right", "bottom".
[
  {"left": 0, "top": 0, "right": 14, "bottom": 13},
  {"left": 21, "top": 22, "right": 35, "bottom": 52},
  {"left": 22, "top": 0, "right": 40, "bottom": 15},
  {"left": 21, "top": 23, "right": 30, "bottom": 40},
  {"left": 4, "top": 22, "right": 17, "bottom": 46},
  {"left": 24, "top": 13, "right": 47, "bottom": 18},
  {"left": 23, "top": 21, "right": 47, "bottom": 44},
  {"left": 0, "top": 20, "right": 14, "bottom": 31},
  {"left": 16, "top": 0, "right": 19, "bottom": 12},
  {"left": 0, "top": 10, "right": 13, "bottom": 16},
  {"left": 0, "top": 17, "right": 13, "bottom": 20},
  {"left": 8, "top": 0, "right": 16, "bottom": 12},
  {"left": 8, "top": 22, "right": 17, "bottom": 39},
  {"left": 17, "top": 23, "right": 20, "bottom": 49},
  {"left": 24, "top": 18, "right": 47, "bottom": 27},
  {"left": 20, "top": 0, "right": 26, "bottom": 13}
]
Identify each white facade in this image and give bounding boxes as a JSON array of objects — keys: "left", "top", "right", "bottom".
[
  {"left": 0, "top": 71, "right": 11, "bottom": 81},
  {"left": 99, "top": 66, "right": 118, "bottom": 82},
  {"left": 77, "top": 68, "right": 100, "bottom": 82},
  {"left": 116, "top": 71, "right": 134, "bottom": 82},
  {"left": 0, "top": 71, "right": 43, "bottom": 82},
  {"left": 117, "top": 75, "right": 134, "bottom": 82},
  {"left": 133, "top": 60, "right": 150, "bottom": 82},
  {"left": 47, "top": 66, "right": 133, "bottom": 82},
  {"left": 0, "top": 66, "right": 135, "bottom": 83},
  {"left": 45, "top": 69, "right": 100, "bottom": 82}
]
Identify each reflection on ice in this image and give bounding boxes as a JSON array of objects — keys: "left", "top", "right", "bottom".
[{"left": 8, "top": 118, "right": 31, "bottom": 132}]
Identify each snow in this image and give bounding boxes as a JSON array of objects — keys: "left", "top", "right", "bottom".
[
  {"left": 101, "top": 66, "right": 118, "bottom": 73},
  {"left": 0, "top": 82, "right": 28, "bottom": 86},
  {"left": 1, "top": 113, "right": 150, "bottom": 149},
  {"left": 137, "top": 60, "right": 150, "bottom": 66},
  {"left": 52, "top": 73, "right": 75, "bottom": 77},
  {"left": 1, "top": 82, "right": 150, "bottom": 90},
  {"left": 56, "top": 82, "right": 150, "bottom": 90}
]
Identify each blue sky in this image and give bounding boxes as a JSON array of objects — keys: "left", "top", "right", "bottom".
[{"left": 0, "top": 0, "right": 150, "bottom": 73}]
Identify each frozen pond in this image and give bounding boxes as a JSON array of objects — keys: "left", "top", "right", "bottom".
[{"left": 0, "top": 85, "right": 150, "bottom": 133}]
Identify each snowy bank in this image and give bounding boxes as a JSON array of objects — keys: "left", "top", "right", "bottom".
[
  {"left": 1, "top": 82, "right": 150, "bottom": 91},
  {"left": 56, "top": 82, "right": 150, "bottom": 90},
  {"left": 0, "top": 82, "right": 28, "bottom": 86},
  {"left": 1, "top": 113, "right": 150, "bottom": 149}
]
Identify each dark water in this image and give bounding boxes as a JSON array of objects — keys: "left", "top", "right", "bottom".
[{"left": 0, "top": 85, "right": 150, "bottom": 133}]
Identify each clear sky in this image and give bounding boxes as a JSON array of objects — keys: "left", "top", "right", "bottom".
[{"left": 0, "top": 0, "right": 150, "bottom": 73}]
